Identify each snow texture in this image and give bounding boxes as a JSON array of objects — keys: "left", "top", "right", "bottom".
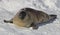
[{"left": 0, "top": 0, "right": 60, "bottom": 35}]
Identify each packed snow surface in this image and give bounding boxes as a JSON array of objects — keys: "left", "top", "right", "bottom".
[{"left": 0, "top": 0, "right": 60, "bottom": 35}]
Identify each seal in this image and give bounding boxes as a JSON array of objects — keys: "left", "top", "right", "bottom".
[{"left": 4, "top": 7, "right": 57, "bottom": 29}]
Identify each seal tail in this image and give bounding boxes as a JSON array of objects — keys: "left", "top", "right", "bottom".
[{"left": 4, "top": 20, "right": 13, "bottom": 23}]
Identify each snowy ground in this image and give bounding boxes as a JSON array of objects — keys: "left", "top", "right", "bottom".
[{"left": 0, "top": 0, "right": 60, "bottom": 35}]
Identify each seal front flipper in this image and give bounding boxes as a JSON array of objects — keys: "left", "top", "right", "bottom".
[{"left": 31, "top": 23, "right": 39, "bottom": 29}]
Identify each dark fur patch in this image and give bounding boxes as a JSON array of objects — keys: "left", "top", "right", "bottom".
[{"left": 19, "top": 11, "right": 26, "bottom": 20}]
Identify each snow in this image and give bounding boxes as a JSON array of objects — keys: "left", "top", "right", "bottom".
[{"left": 0, "top": 0, "right": 60, "bottom": 35}]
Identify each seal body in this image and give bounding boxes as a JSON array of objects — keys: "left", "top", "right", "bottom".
[
  {"left": 12, "top": 11, "right": 33, "bottom": 28},
  {"left": 4, "top": 8, "right": 57, "bottom": 29}
]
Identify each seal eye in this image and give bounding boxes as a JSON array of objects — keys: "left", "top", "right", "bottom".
[{"left": 19, "top": 11, "right": 26, "bottom": 19}]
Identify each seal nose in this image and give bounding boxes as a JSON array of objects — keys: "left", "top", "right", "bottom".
[
  {"left": 50, "top": 15, "right": 57, "bottom": 19},
  {"left": 49, "top": 15, "right": 57, "bottom": 21}
]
